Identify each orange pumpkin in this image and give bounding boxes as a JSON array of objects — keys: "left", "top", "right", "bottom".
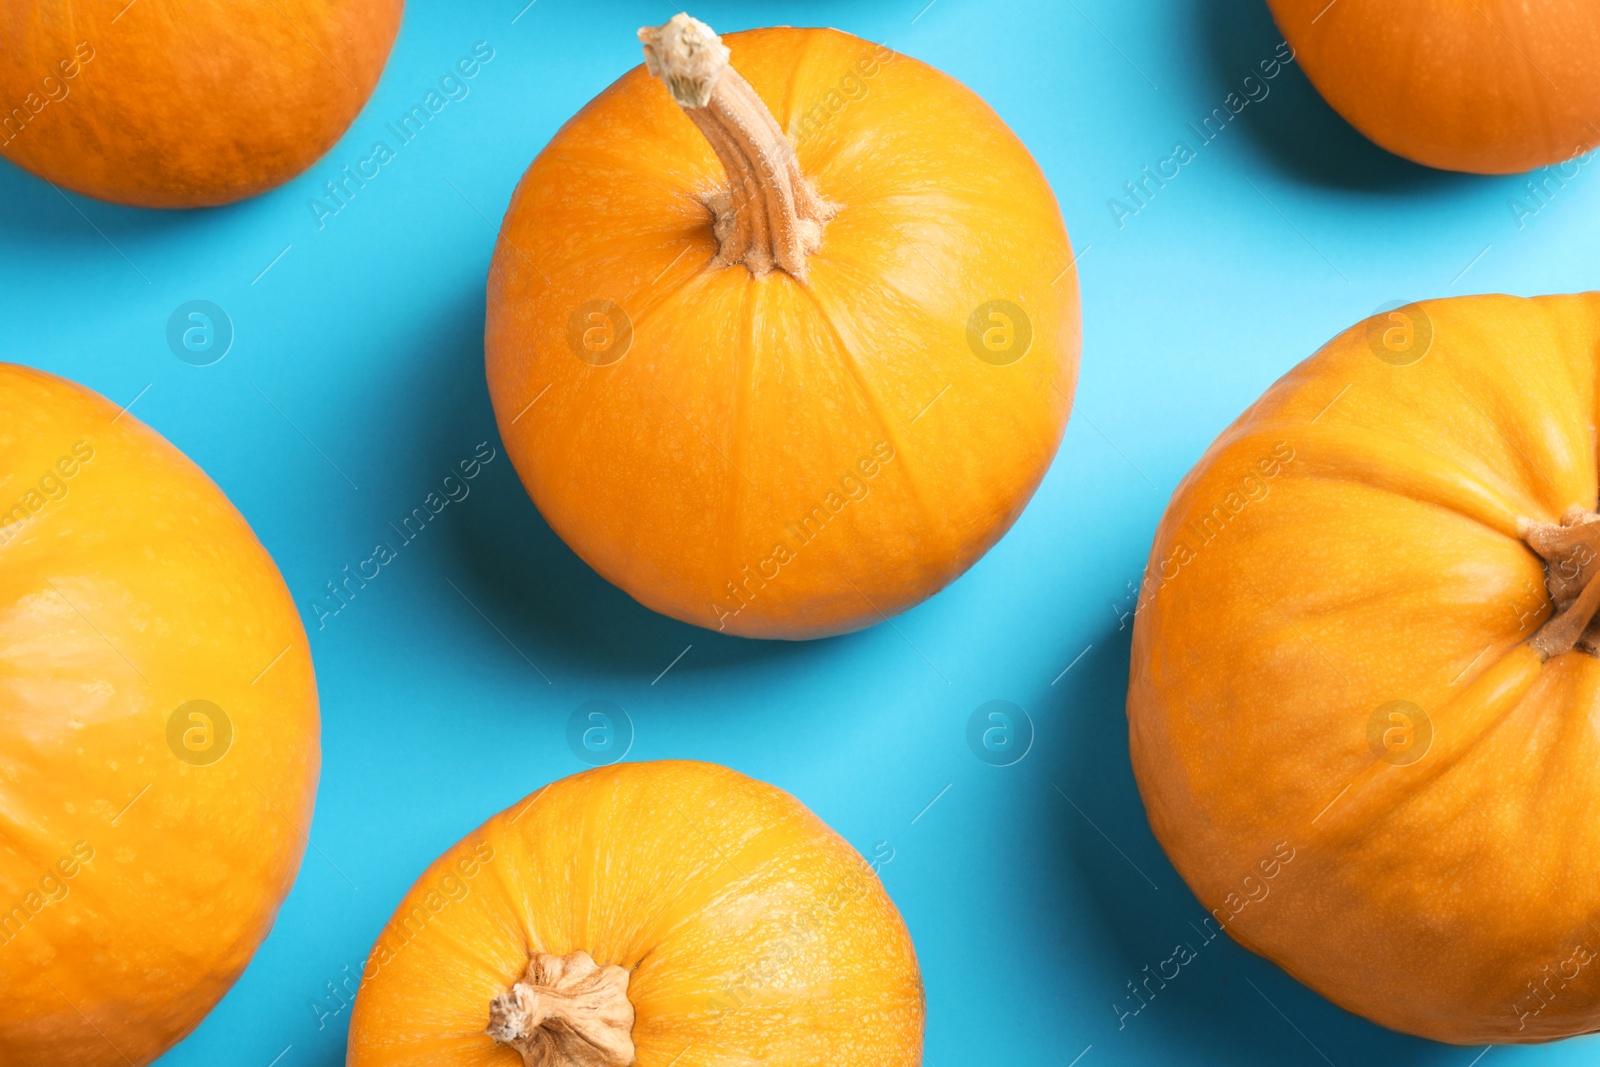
[
  {"left": 347, "top": 760, "right": 923, "bottom": 1067},
  {"left": 1128, "top": 293, "right": 1600, "bottom": 1042},
  {"left": 0, "top": 364, "right": 318, "bottom": 1064},
  {"left": 485, "top": 14, "right": 1079, "bottom": 639},
  {"left": 0, "top": 0, "right": 402, "bottom": 207},
  {"left": 1267, "top": 0, "right": 1600, "bottom": 173}
]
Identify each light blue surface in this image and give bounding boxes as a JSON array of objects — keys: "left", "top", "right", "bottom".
[{"left": 6, "top": 1, "right": 1599, "bottom": 1064}]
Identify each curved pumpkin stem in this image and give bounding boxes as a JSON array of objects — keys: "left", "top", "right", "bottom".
[
  {"left": 486, "top": 951, "right": 635, "bottom": 1067},
  {"left": 639, "top": 13, "right": 836, "bottom": 279},
  {"left": 1525, "top": 506, "right": 1600, "bottom": 660}
]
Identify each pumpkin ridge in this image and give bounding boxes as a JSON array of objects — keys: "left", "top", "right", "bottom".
[
  {"left": 1436, "top": 315, "right": 1576, "bottom": 512},
  {"left": 511, "top": 264, "right": 714, "bottom": 575},
  {"left": 617, "top": 246, "right": 716, "bottom": 335},
  {"left": 771, "top": 24, "right": 825, "bottom": 134},
  {"left": 570, "top": 763, "right": 610, "bottom": 956},
  {"left": 1235, "top": 418, "right": 1533, "bottom": 536},
  {"left": 790, "top": 279, "right": 934, "bottom": 537},
  {"left": 1286, "top": 643, "right": 1543, "bottom": 855},
  {"left": 811, "top": 250, "right": 951, "bottom": 355},
  {"left": 0, "top": 813, "right": 52, "bottom": 887},
  {"left": 1494, "top": 1, "right": 1561, "bottom": 161},
  {"left": 1202, "top": 295, "right": 1600, "bottom": 532},
  {"left": 1160, "top": 421, "right": 1578, "bottom": 704},
  {"left": 488, "top": 789, "right": 548, "bottom": 963},
  {"left": 516, "top": 224, "right": 711, "bottom": 308},
  {"left": 642, "top": 820, "right": 811, "bottom": 945},
  {"left": 719, "top": 275, "right": 758, "bottom": 619},
  {"left": 780, "top": 34, "right": 889, "bottom": 179},
  {"left": 398, "top": 885, "right": 511, "bottom": 974},
  {"left": 539, "top": 142, "right": 716, "bottom": 197}
]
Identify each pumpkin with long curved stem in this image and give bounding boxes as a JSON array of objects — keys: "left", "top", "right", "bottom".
[
  {"left": 1267, "top": 0, "right": 1600, "bottom": 173},
  {"left": 0, "top": 0, "right": 403, "bottom": 207},
  {"left": 1128, "top": 293, "right": 1600, "bottom": 1042},
  {"left": 346, "top": 760, "right": 923, "bottom": 1067},
  {"left": 0, "top": 364, "right": 319, "bottom": 1066},
  {"left": 485, "top": 13, "right": 1079, "bottom": 639}
]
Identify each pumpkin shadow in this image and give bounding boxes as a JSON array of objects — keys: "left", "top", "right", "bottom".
[
  {"left": 1041, "top": 626, "right": 1459, "bottom": 1065},
  {"left": 1195, "top": 0, "right": 1475, "bottom": 197},
  {"left": 0, "top": 154, "right": 254, "bottom": 243},
  {"left": 417, "top": 291, "right": 819, "bottom": 684},
  {"left": 443, "top": 449, "right": 823, "bottom": 682}
]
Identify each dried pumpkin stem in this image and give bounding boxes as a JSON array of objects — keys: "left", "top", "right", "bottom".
[
  {"left": 487, "top": 951, "right": 635, "bottom": 1067},
  {"left": 639, "top": 13, "right": 836, "bottom": 279},
  {"left": 1525, "top": 506, "right": 1600, "bottom": 659}
]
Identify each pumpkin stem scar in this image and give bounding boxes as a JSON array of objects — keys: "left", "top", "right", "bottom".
[
  {"left": 1525, "top": 505, "right": 1600, "bottom": 659},
  {"left": 486, "top": 950, "right": 635, "bottom": 1067},
  {"left": 639, "top": 13, "right": 838, "bottom": 279}
]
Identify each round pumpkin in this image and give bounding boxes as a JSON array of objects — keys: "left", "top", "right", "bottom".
[
  {"left": 0, "top": 0, "right": 403, "bottom": 207},
  {"left": 0, "top": 364, "right": 318, "bottom": 1064},
  {"left": 1128, "top": 293, "right": 1600, "bottom": 1042},
  {"left": 1267, "top": 0, "right": 1600, "bottom": 173},
  {"left": 347, "top": 760, "right": 923, "bottom": 1067},
  {"left": 485, "top": 14, "right": 1079, "bottom": 639}
]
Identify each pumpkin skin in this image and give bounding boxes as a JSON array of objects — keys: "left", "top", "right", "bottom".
[
  {"left": 0, "top": 364, "right": 318, "bottom": 1065},
  {"left": 1267, "top": 0, "right": 1600, "bottom": 173},
  {"left": 347, "top": 760, "right": 923, "bottom": 1067},
  {"left": 1128, "top": 293, "right": 1600, "bottom": 1043},
  {"left": 486, "top": 24, "right": 1079, "bottom": 639},
  {"left": 0, "top": 0, "right": 403, "bottom": 207}
]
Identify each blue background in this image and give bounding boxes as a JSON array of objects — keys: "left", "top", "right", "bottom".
[{"left": 5, "top": 0, "right": 1598, "bottom": 1064}]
